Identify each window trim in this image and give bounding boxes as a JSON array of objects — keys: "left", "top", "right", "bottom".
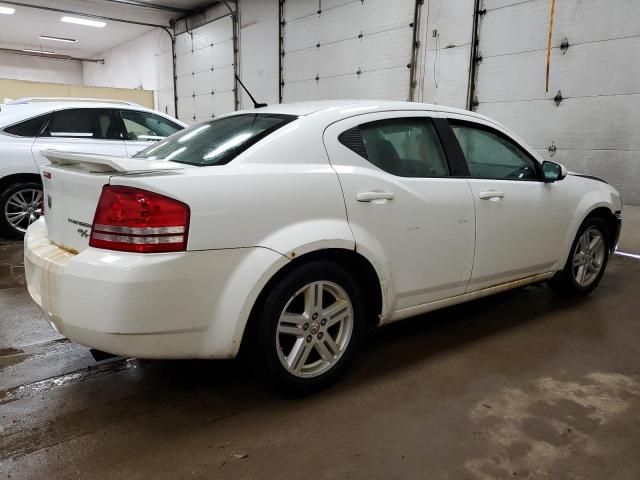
[
  {"left": 338, "top": 116, "right": 455, "bottom": 179},
  {"left": 445, "top": 119, "right": 543, "bottom": 181},
  {"left": 117, "top": 109, "right": 182, "bottom": 141},
  {"left": 42, "top": 108, "right": 124, "bottom": 141}
]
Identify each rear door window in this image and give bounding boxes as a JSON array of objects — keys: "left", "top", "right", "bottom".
[
  {"left": 135, "top": 113, "right": 296, "bottom": 166},
  {"left": 339, "top": 118, "right": 450, "bottom": 177},
  {"left": 44, "top": 108, "right": 121, "bottom": 140}
]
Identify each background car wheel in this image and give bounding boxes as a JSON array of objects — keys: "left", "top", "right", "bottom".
[
  {"left": 548, "top": 216, "right": 610, "bottom": 296},
  {"left": 251, "top": 261, "right": 365, "bottom": 395},
  {"left": 0, "top": 182, "right": 43, "bottom": 239}
]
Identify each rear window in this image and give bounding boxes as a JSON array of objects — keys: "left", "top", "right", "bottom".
[
  {"left": 3, "top": 114, "right": 49, "bottom": 137},
  {"left": 134, "top": 113, "right": 296, "bottom": 166}
]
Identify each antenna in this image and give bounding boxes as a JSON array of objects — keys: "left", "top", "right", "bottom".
[{"left": 235, "top": 75, "right": 268, "bottom": 109}]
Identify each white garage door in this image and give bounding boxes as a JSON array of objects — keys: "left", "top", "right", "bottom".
[
  {"left": 474, "top": 0, "right": 640, "bottom": 205},
  {"left": 174, "top": 16, "right": 236, "bottom": 124},
  {"left": 281, "top": 0, "right": 417, "bottom": 102}
]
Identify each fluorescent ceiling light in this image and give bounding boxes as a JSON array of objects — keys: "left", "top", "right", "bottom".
[
  {"left": 39, "top": 35, "right": 77, "bottom": 43},
  {"left": 0, "top": 6, "right": 15, "bottom": 14},
  {"left": 61, "top": 16, "right": 106, "bottom": 28},
  {"left": 23, "top": 48, "right": 57, "bottom": 55}
]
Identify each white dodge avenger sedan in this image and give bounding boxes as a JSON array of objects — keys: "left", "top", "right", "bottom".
[{"left": 24, "top": 100, "right": 622, "bottom": 393}]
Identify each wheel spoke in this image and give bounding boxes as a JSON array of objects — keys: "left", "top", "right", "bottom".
[
  {"left": 589, "top": 234, "right": 602, "bottom": 251},
  {"left": 277, "top": 313, "right": 306, "bottom": 336},
  {"left": 323, "top": 299, "right": 350, "bottom": 328},
  {"left": 315, "top": 340, "right": 334, "bottom": 363},
  {"left": 7, "top": 197, "right": 25, "bottom": 209},
  {"left": 304, "top": 282, "right": 323, "bottom": 313},
  {"left": 287, "top": 338, "right": 311, "bottom": 373},
  {"left": 573, "top": 252, "right": 585, "bottom": 268}
]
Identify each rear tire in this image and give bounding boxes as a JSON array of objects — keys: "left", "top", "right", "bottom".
[
  {"left": 548, "top": 216, "right": 610, "bottom": 296},
  {"left": 250, "top": 261, "right": 365, "bottom": 395},
  {"left": 0, "top": 182, "right": 43, "bottom": 239}
]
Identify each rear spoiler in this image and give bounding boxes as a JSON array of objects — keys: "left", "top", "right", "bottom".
[{"left": 42, "top": 150, "right": 184, "bottom": 173}]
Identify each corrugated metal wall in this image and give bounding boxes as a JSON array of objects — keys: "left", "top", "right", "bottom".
[{"left": 473, "top": 0, "right": 640, "bottom": 204}]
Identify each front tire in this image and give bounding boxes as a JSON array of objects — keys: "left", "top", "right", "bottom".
[
  {"left": 548, "top": 216, "right": 610, "bottom": 296},
  {"left": 251, "top": 261, "right": 365, "bottom": 395},
  {"left": 0, "top": 182, "right": 43, "bottom": 239}
]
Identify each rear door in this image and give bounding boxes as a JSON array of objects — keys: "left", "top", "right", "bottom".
[
  {"left": 444, "top": 114, "right": 568, "bottom": 291},
  {"left": 118, "top": 109, "right": 184, "bottom": 156},
  {"left": 32, "top": 108, "right": 128, "bottom": 166},
  {"left": 324, "top": 111, "right": 476, "bottom": 314}
]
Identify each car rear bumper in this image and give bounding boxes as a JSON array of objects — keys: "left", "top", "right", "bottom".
[{"left": 24, "top": 219, "right": 286, "bottom": 359}]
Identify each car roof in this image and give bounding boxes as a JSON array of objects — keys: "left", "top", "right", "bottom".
[
  {"left": 0, "top": 99, "right": 186, "bottom": 128},
  {"left": 237, "top": 99, "right": 495, "bottom": 124}
]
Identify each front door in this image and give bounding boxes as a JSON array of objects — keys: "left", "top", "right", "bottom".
[
  {"left": 446, "top": 116, "right": 568, "bottom": 291},
  {"left": 324, "top": 112, "right": 476, "bottom": 316}
]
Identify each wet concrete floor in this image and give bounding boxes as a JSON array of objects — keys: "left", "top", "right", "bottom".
[{"left": 1, "top": 208, "right": 639, "bottom": 479}]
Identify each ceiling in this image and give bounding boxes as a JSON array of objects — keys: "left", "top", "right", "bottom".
[{"left": 0, "top": 0, "right": 218, "bottom": 58}]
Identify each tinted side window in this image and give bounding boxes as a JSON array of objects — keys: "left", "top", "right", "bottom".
[
  {"left": 451, "top": 123, "right": 539, "bottom": 180},
  {"left": 4, "top": 114, "right": 49, "bottom": 137},
  {"left": 45, "top": 109, "right": 120, "bottom": 140},
  {"left": 340, "top": 118, "right": 449, "bottom": 178},
  {"left": 120, "top": 110, "right": 182, "bottom": 140}
]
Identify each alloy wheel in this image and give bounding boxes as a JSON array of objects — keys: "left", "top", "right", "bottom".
[
  {"left": 572, "top": 227, "right": 606, "bottom": 287},
  {"left": 276, "top": 280, "right": 354, "bottom": 378},
  {"left": 4, "top": 188, "right": 43, "bottom": 233}
]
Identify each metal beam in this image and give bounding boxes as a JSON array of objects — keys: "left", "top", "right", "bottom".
[
  {"left": 0, "top": 47, "right": 104, "bottom": 63},
  {"left": 0, "top": 1, "right": 170, "bottom": 28},
  {"left": 96, "top": 0, "right": 194, "bottom": 14}
]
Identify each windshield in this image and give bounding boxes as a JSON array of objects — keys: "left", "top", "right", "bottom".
[{"left": 134, "top": 113, "right": 296, "bottom": 166}]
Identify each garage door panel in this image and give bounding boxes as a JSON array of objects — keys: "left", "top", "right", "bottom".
[
  {"left": 194, "top": 91, "right": 235, "bottom": 122},
  {"left": 481, "top": 0, "right": 640, "bottom": 58},
  {"left": 283, "top": 0, "right": 414, "bottom": 53},
  {"left": 192, "top": 70, "right": 213, "bottom": 96},
  {"left": 191, "top": 40, "right": 234, "bottom": 73},
  {"left": 479, "top": 1, "right": 549, "bottom": 58},
  {"left": 177, "top": 96, "right": 195, "bottom": 124},
  {"left": 175, "top": 53, "right": 194, "bottom": 77},
  {"left": 175, "top": 16, "right": 235, "bottom": 123},
  {"left": 282, "top": 0, "right": 414, "bottom": 102},
  {"left": 176, "top": 73, "right": 195, "bottom": 98},
  {"left": 213, "top": 65, "right": 235, "bottom": 92},
  {"left": 283, "top": 67, "right": 410, "bottom": 102},
  {"left": 423, "top": 46, "right": 471, "bottom": 109},
  {"left": 477, "top": 37, "right": 640, "bottom": 103},
  {"left": 283, "top": 0, "right": 318, "bottom": 21},
  {"left": 284, "top": 28, "right": 412, "bottom": 83},
  {"left": 191, "top": 18, "right": 233, "bottom": 50},
  {"left": 174, "top": 31, "right": 192, "bottom": 55},
  {"left": 478, "top": 95, "right": 640, "bottom": 151}
]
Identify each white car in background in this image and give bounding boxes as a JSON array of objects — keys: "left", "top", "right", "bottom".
[
  {"left": 24, "top": 100, "right": 622, "bottom": 393},
  {"left": 0, "top": 97, "right": 186, "bottom": 238}
]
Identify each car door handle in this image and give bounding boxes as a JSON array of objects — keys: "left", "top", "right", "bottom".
[
  {"left": 356, "top": 191, "right": 395, "bottom": 202},
  {"left": 478, "top": 190, "right": 505, "bottom": 200}
]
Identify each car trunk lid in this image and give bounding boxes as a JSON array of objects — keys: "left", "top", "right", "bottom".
[{"left": 41, "top": 150, "right": 184, "bottom": 253}]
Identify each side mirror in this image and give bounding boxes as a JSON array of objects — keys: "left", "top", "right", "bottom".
[{"left": 542, "top": 161, "right": 567, "bottom": 182}]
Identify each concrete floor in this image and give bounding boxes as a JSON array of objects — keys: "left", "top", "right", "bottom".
[{"left": 1, "top": 207, "right": 639, "bottom": 480}]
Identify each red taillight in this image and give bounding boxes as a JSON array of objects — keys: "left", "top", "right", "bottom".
[{"left": 89, "top": 185, "right": 190, "bottom": 253}]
